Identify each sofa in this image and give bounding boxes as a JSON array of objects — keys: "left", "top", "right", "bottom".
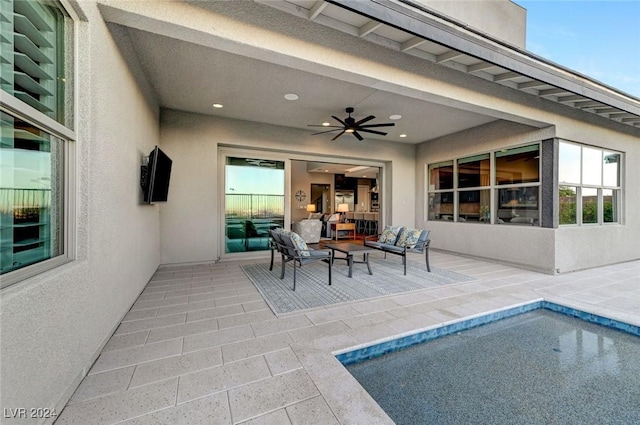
[
  {"left": 321, "top": 213, "right": 341, "bottom": 238},
  {"left": 364, "top": 225, "right": 431, "bottom": 275},
  {"left": 292, "top": 219, "right": 322, "bottom": 243}
]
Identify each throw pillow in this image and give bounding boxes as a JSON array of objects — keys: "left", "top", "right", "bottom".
[
  {"left": 281, "top": 230, "right": 310, "bottom": 257},
  {"left": 378, "top": 225, "right": 402, "bottom": 244},
  {"left": 397, "top": 228, "right": 422, "bottom": 248}
]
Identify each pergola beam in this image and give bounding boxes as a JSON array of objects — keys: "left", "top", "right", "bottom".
[
  {"left": 400, "top": 36, "right": 426, "bottom": 52},
  {"left": 358, "top": 20, "right": 382, "bottom": 37},
  {"left": 467, "top": 61, "right": 494, "bottom": 72},
  {"left": 435, "top": 50, "right": 464, "bottom": 63},
  {"left": 518, "top": 80, "right": 548, "bottom": 90},
  {"left": 494, "top": 71, "right": 520, "bottom": 82},
  {"left": 308, "top": 1, "right": 327, "bottom": 20}
]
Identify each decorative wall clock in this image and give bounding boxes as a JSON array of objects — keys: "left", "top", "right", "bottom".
[{"left": 295, "top": 190, "right": 307, "bottom": 202}]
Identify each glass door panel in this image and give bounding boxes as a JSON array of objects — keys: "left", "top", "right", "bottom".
[{"left": 225, "top": 157, "right": 285, "bottom": 253}]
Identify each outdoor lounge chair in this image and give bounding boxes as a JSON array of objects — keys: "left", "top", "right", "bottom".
[{"left": 269, "top": 228, "right": 332, "bottom": 291}]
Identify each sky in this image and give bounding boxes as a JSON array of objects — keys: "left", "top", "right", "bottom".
[{"left": 517, "top": 0, "right": 640, "bottom": 98}]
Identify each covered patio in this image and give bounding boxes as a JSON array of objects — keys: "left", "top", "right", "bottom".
[{"left": 55, "top": 253, "right": 640, "bottom": 424}]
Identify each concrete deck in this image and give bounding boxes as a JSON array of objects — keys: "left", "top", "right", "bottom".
[{"left": 55, "top": 252, "right": 640, "bottom": 424}]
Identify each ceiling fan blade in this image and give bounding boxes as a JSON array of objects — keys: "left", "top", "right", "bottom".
[
  {"left": 358, "top": 128, "right": 388, "bottom": 136},
  {"left": 354, "top": 115, "right": 375, "bottom": 126},
  {"left": 331, "top": 130, "right": 346, "bottom": 141},
  {"left": 308, "top": 124, "right": 343, "bottom": 128},
  {"left": 358, "top": 123, "right": 395, "bottom": 128},
  {"left": 331, "top": 115, "right": 347, "bottom": 126},
  {"left": 353, "top": 131, "right": 364, "bottom": 141},
  {"left": 312, "top": 129, "right": 345, "bottom": 135}
]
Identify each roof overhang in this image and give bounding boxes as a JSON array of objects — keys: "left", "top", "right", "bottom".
[{"left": 261, "top": 0, "right": 640, "bottom": 129}]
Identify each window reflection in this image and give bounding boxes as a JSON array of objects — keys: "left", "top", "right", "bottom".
[
  {"left": 0, "top": 112, "right": 64, "bottom": 274},
  {"left": 559, "top": 186, "right": 577, "bottom": 225},
  {"left": 458, "top": 190, "right": 490, "bottom": 223},
  {"left": 582, "top": 188, "right": 598, "bottom": 224},
  {"left": 582, "top": 147, "right": 602, "bottom": 186},
  {"left": 428, "top": 161, "right": 453, "bottom": 190},
  {"left": 559, "top": 142, "right": 581, "bottom": 184},
  {"left": 496, "top": 187, "right": 539, "bottom": 225},
  {"left": 603, "top": 152, "right": 620, "bottom": 187},
  {"left": 428, "top": 192, "right": 454, "bottom": 221},
  {"left": 495, "top": 145, "right": 539, "bottom": 185},
  {"left": 603, "top": 189, "right": 618, "bottom": 223},
  {"left": 457, "top": 154, "right": 490, "bottom": 189}
]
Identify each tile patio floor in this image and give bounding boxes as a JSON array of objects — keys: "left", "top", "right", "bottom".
[{"left": 56, "top": 252, "right": 640, "bottom": 424}]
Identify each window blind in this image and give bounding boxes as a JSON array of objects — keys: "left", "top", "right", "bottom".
[{"left": 1, "top": 0, "right": 58, "bottom": 117}]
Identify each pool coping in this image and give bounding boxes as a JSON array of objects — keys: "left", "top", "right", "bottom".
[{"left": 335, "top": 298, "right": 640, "bottom": 366}]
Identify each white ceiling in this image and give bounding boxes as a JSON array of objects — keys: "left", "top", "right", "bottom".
[{"left": 125, "top": 27, "right": 499, "bottom": 144}]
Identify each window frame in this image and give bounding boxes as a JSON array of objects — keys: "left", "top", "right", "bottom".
[
  {"left": 558, "top": 140, "right": 623, "bottom": 227},
  {"left": 0, "top": 0, "right": 76, "bottom": 288},
  {"left": 426, "top": 142, "right": 542, "bottom": 225}
]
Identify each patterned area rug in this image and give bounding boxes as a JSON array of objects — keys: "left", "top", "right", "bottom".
[{"left": 240, "top": 254, "right": 477, "bottom": 315}]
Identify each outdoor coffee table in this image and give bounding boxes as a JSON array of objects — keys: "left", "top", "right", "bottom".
[{"left": 325, "top": 243, "right": 376, "bottom": 278}]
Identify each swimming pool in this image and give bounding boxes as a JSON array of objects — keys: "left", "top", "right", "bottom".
[{"left": 339, "top": 301, "right": 640, "bottom": 424}]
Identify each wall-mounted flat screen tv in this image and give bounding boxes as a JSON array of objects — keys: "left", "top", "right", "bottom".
[{"left": 141, "top": 146, "right": 172, "bottom": 203}]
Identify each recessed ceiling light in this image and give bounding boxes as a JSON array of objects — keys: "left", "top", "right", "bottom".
[
  {"left": 284, "top": 93, "right": 299, "bottom": 101},
  {"left": 363, "top": 175, "right": 367, "bottom": 178},
  {"left": 212, "top": 103, "right": 223, "bottom": 108},
  {"left": 325, "top": 170, "right": 329, "bottom": 172},
  {"left": 389, "top": 114, "right": 402, "bottom": 120},
  {"left": 322, "top": 122, "right": 331, "bottom": 126},
  {"left": 399, "top": 134, "right": 407, "bottom": 138}
]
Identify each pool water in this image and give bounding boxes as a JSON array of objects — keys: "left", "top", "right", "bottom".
[{"left": 345, "top": 309, "right": 640, "bottom": 425}]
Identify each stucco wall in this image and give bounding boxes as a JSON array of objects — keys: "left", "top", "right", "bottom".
[
  {"left": 416, "top": 120, "right": 557, "bottom": 273},
  {"left": 416, "top": 118, "right": 640, "bottom": 273},
  {"left": 554, "top": 120, "right": 640, "bottom": 273},
  {"left": 159, "top": 109, "right": 416, "bottom": 265},
  {"left": 0, "top": 4, "right": 161, "bottom": 423},
  {"left": 415, "top": 0, "right": 527, "bottom": 48}
]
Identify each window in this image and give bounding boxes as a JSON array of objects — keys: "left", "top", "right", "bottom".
[
  {"left": 427, "top": 161, "right": 453, "bottom": 221},
  {"left": 427, "top": 144, "right": 540, "bottom": 225},
  {"left": 558, "top": 142, "right": 622, "bottom": 226},
  {"left": 1, "top": 0, "right": 74, "bottom": 287},
  {"left": 495, "top": 145, "right": 540, "bottom": 225}
]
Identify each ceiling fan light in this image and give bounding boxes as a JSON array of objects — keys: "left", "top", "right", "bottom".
[{"left": 345, "top": 128, "right": 355, "bottom": 133}]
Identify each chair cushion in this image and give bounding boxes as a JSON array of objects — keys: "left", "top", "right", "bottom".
[
  {"left": 378, "top": 225, "right": 403, "bottom": 245},
  {"left": 396, "top": 228, "right": 422, "bottom": 248},
  {"left": 280, "top": 230, "right": 310, "bottom": 257},
  {"left": 380, "top": 244, "right": 404, "bottom": 254},
  {"left": 364, "top": 240, "right": 384, "bottom": 249}
]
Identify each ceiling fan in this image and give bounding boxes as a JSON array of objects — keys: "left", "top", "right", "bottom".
[{"left": 308, "top": 107, "right": 395, "bottom": 141}]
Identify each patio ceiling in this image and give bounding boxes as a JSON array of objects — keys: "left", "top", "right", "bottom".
[
  {"left": 122, "top": 27, "right": 499, "bottom": 144},
  {"left": 105, "top": 0, "right": 639, "bottom": 150}
]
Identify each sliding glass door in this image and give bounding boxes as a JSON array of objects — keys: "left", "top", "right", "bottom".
[{"left": 224, "top": 157, "right": 285, "bottom": 253}]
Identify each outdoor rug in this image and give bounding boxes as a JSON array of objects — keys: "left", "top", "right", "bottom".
[{"left": 240, "top": 254, "right": 477, "bottom": 315}]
